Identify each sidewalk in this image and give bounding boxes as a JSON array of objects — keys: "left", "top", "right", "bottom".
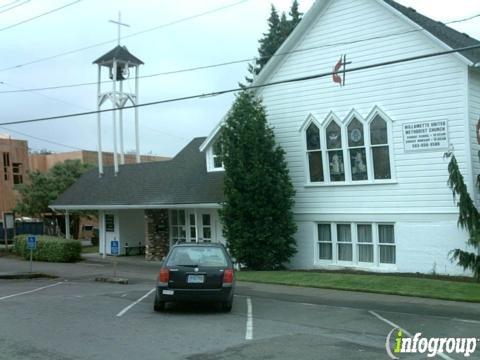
[{"left": 82, "top": 253, "right": 161, "bottom": 268}]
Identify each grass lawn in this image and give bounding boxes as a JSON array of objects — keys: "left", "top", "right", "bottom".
[
  {"left": 82, "top": 245, "right": 99, "bottom": 254},
  {"left": 235, "top": 271, "right": 480, "bottom": 303}
]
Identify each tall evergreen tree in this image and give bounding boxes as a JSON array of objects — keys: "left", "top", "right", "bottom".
[
  {"left": 246, "top": 2, "right": 303, "bottom": 83},
  {"left": 289, "top": 0, "right": 302, "bottom": 28},
  {"left": 445, "top": 152, "right": 480, "bottom": 281},
  {"left": 219, "top": 90, "right": 297, "bottom": 270}
]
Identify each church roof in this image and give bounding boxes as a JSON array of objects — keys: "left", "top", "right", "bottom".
[
  {"left": 383, "top": 0, "right": 480, "bottom": 64},
  {"left": 93, "top": 45, "right": 144, "bottom": 66},
  {"left": 50, "top": 138, "right": 224, "bottom": 209}
]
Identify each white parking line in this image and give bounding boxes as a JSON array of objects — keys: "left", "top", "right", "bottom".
[
  {"left": 369, "top": 310, "right": 454, "bottom": 360},
  {"left": 116, "top": 288, "right": 155, "bottom": 317},
  {"left": 0, "top": 281, "right": 63, "bottom": 301},
  {"left": 245, "top": 297, "right": 253, "bottom": 340}
]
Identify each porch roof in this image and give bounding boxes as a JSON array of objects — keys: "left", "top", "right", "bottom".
[{"left": 50, "top": 138, "right": 224, "bottom": 210}]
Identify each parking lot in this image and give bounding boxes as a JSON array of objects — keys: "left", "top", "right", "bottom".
[{"left": 0, "top": 258, "right": 479, "bottom": 360}]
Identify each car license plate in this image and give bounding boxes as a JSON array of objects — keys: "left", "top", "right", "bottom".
[
  {"left": 187, "top": 274, "right": 204, "bottom": 284},
  {"left": 162, "top": 290, "right": 174, "bottom": 295}
]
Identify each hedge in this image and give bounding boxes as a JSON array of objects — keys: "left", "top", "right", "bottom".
[{"left": 13, "top": 235, "right": 82, "bottom": 263}]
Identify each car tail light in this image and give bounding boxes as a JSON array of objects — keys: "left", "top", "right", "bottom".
[
  {"left": 158, "top": 267, "right": 169, "bottom": 285},
  {"left": 223, "top": 269, "right": 234, "bottom": 287}
]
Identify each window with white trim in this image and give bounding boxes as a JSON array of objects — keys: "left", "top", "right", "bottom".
[
  {"left": 303, "top": 109, "right": 393, "bottom": 185},
  {"left": 326, "top": 121, "right": 345, "bottom": 182},
  {"left": 357, "top": 224, "right": 373, "bottom": 263},
  {"left": 337, "top": 224, "right": 352, "bottom": 261},
  {"left": 306, "top": 123, "right": 324, "bottom": 182},
  {"left": 316, "top": 222, "right": 395, "bottom": 266},
  {"left": 171, "top": 210, "right": 186, "bottom": 243},
  {"left": 212, "top": 141, "right": 224, "bottom": 169},
  {"left": 378, "top": 224, "right": 396, "bottom": 264},
  {"left": 318, "top": 224, "right": 332, "bottom": 260},
  {"left": 348, "top": 118, "right": 368, "bottom": 181},
  {"left": 370, "top": 115, "right": 391, "bottom": 180}
]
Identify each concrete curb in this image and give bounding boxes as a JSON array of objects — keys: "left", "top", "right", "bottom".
[
  {"left": 94, "top": 276, "right": 129, "bottom": 285},
  {"left": 0, "top": 272, "right": 58, "bottom": 280}
]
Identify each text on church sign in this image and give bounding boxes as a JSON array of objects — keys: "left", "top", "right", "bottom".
[{"left": 403, "top": 120, "right": 448, "bottom": 152}]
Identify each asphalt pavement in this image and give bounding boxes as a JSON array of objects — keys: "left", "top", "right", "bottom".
[{"left": 0, "top": 255, "right": 479, "bottom": 360}]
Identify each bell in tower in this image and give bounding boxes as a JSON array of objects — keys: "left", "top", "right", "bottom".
[{"left": 92, "top": 14, "right": 144, "bottom": 177}]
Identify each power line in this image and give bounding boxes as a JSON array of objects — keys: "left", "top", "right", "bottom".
[
  {"left": 2, "top": 43, "right": 480, "bottom": 127},
  {"left": 1, "top": 81, "right": 187, "bottom": 147},
  {"left": 0, "top": 0, "right": 249, "bottom": 73},
  {"left": 0, "top": 125, "right": 83, "bottom": 150},
  {"left": 0, "top": 0, "right": 83, "bottom": 32},
  {"left": 0, "top": 0, "right": 29, "bottom": 15},
  {"left": 1, "top": 12, "right": 479, "bottom": 94},
  {"left": 0, "top": 0, "right": 21, "bottom": 9}
]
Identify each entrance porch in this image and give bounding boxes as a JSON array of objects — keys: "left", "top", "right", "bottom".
[{"left": 96, "top": 206, "right": 225, "bottom": 260}]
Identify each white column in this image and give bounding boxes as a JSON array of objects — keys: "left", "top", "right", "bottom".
[
  {"left": 134, "top": 66, "right": 140, "bottom": 163},
  {"left": 112, "top": 60, "right": 119, "bottom": 175},
  {"left": 97, "top": 65, "right": 103, "bottom": 176},
  {"left": 65, "top": 211, "right": 71, "bottom": 240},
  {"left": 119, "top": 77, "right": 125, "bottom": 165},
  {"left": 194, "top": 209, "right": 199, "bottom": 243},
  {"left": 99, "top": 211, "right": 106, "bottom": 259}
]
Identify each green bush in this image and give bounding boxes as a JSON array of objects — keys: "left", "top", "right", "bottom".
[{"left": 13, "top": 235, "right": 81, "bottom": 263}]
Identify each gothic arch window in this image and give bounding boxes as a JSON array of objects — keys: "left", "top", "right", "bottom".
[
  {"left": 370, "top": 114, "right": 391, "bottom": 180},
  {"left": 347, "top": 118, "right": 368, "bottom": 181},
  {"left": 326, "top": 120, "right": 344, "bottom": 182},
  {"left": 306, "top": 122, "right": 324, "bottom": 182},
  {"left": 302, "top": 108, "right": 393, "bottom": 185}
]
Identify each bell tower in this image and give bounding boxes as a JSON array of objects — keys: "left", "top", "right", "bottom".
[{"left": 93, "top": 13, "right": 144, "bottom": 176}]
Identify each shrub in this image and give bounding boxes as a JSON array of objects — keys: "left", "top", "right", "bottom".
[{"left": 13, "top": 235, "right": 81, "bottom": 263}]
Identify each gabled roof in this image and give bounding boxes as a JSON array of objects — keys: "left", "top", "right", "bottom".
[
  {"left": 200, "top": 0, "right": 480, "bottom": 151},
  {"left": 50, "top": 138, "right": 224, "bottom": 209},
  {"left": 383, "top": 0, "right": 480, "bottom": 64},
  {"left": 93, "top": 45, "right": 144, "bottom": 66}
]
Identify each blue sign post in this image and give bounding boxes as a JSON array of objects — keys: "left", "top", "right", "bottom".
[
  {"left": 111, "top": 239, "right": 119, "bottom": 278},
  {"left": 27, "top": 235, "right": 37, "bottom": 273},
  {"left": 111, "top": 240, "right": 119, "bottom": 256}
]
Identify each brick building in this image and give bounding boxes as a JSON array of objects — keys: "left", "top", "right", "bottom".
[
  {"left": 0, "top": 135, "right": 29, "bottom": 215},
  {"left": 30, "top": 150, "right": 169, "bottom": 173}
]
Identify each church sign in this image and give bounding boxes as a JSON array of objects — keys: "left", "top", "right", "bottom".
[{"left": 403, "top": 120, "right": 448, "bottom": 152}]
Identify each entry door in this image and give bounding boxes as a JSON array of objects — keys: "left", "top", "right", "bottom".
[{"left": 199, "top": 213, "right": 213, "bottom": 243}]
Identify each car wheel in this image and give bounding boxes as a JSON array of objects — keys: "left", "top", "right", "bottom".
[
  {"left": 222, "top": 300, "right": 233, "bottom": 312},
  {"left": 154, "top": 297, "right": 165, "bottom": 312}
]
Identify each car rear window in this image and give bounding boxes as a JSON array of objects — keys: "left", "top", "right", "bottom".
[{"left": 166, "top": 247, "right": 228, "bottom": 267}]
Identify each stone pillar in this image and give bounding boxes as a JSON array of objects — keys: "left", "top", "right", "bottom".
[{"left": 145, "top": 209, "right": 169, "bottom": 261}]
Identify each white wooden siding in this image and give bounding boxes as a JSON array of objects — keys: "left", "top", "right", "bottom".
[
  {"left": 258, "top": 0, "right": 469, "bottom": 215},
  {"left": 469, "top": 69, "right": 480, "bottom": 206}
]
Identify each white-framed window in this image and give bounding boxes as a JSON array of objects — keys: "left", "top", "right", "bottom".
[
  {"left": 206, "top": 140, "right": 224, "bottom": 172},
  {"left": 348, "top": 118, "right": 368, "bottom": 181},
  {"left": 336, "top": 224, "right": 352, "bottom": 261},
  {"left": 370, "top": 115, "right": 391, "bottom": 180},
  {"left": 317, "top": 224, "right": 332, "bottom": 260},
  {"left": 378, "top": 224, "right": 396, "bottom": 264},
  {"left": 357, "top": 224, "right": 373, "bottom": 263},
  {"left": 306, "top": 122, "right": 324, "bottom": 182},
  {"left": 302, "top": 108, "right": 393, "bottom": 185},
  {"left": 326, "top": 121, "right": 345, "bottom": 182},
  {"left": 170, "top": 210, "right": 186, "bottom": 243},
  {"left": 316, "top": 222, "right": 395, "bottom": 267},
  {"left": 212, "top": 141, "right": 223, "bottom": 169}
]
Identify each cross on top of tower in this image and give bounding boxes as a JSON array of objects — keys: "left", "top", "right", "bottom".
[{"left": 109, "top": 11, "right": 130, "bottom": 46}]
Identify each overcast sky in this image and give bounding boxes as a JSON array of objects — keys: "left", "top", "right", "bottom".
[{"left": 1, "top": 0, "right": 479, "bottom": 157}]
